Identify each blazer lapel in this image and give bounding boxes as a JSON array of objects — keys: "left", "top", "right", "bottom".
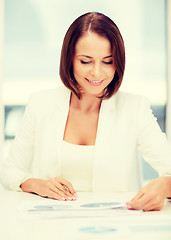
[
  {"left": 92, "top": 93, "right": 118, "bottom": 191},
  {"left": 51, "top": 87, "right": 124, "bottom": 190},
  {"left": 53, "top": 86, "right": 71, "bottom": 175}
]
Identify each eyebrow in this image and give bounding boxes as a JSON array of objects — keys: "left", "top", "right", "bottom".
[{"left": 78, "top": 55, "right": 113, "bottom": 59}]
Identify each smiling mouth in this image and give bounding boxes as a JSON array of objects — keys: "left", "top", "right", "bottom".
[{"left": 85, "top": 78, "right": 104, "bottom": 86}]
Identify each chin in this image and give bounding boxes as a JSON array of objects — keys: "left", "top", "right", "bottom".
[{"left": 84, "top": 89, "right": 104, "bottom": 97}]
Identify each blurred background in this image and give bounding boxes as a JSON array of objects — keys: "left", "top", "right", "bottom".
[{"left": 0, "top": 0, "right": 170, "bottom": 183}]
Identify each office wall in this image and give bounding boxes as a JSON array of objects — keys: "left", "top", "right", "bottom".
[{"left": 166, "top": 0, "right": 171, "bottom": 141}]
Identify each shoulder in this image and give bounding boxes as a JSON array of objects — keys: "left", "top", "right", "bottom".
[
  {"left": 26, "top": 85, "right": 70, "bottom": 114},
  {"left": 110, "top": 91, "right": 154, "bottom": 128},
  {"left": 110, "top": 91, "right": 151, "bottom": 117},
  {"left": 115, "top": 91, "right": 149, "bottom": 103},
  {"left": 29, "top": 85, "right": 68, "bottom": 103},
  {"left": 28, "top": 85, "right": 69, "bottom": 105},
  {"left": 114, "top": 91, "right": 150, "bottom": 108}
]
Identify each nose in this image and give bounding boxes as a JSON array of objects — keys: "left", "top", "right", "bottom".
[{"left": 90, "top": 63, "right": 101, "bottom": 78}]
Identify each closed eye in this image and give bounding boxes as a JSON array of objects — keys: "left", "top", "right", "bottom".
[
  {"left": 103, "top": 60, "right": 113, "bottom": 65},
  {"left": 80, "top": 60, "right": 113, "bottom": 64},
  {"left": 80, "top": 60, "right": 91, "bottom": 64}
]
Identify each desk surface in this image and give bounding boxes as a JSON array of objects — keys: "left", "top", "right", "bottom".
[{"left": 0, "top": 187, "right": 171, "bottom": 240}]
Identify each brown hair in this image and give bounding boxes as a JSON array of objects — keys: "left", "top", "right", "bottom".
[{"left": 60, "top": 12, "right": 125, "bottom": 99}]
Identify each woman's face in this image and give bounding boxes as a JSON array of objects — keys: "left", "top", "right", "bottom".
[{"left": 72, "top": 31, "right": 116, "bottom": 97}]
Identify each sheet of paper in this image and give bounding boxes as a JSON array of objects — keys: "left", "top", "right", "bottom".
[
  {"left": 65, "top": 218, "right": 171, "bottom": 240},
  {"left": 18, "top": 199, "right": 143, "bottom": 219},
  {"left": 21, "top": 199, "right": 125, "bottom": 210},
  {"left": 17, "top": 199, "right": 171, "bottom": 239}
]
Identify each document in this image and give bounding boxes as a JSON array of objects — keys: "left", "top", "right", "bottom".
[
  {"left": 19, "top": 199, "right": 142, "bottom": 219},
  {"left": 18, "top": 199, "right": 171, "bottom": 239},
  {"left": 24, "top": 200, "right": 125, "bottom": 211}
]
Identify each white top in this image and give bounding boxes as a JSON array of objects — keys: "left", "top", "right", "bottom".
[
  {"left": 1, "top": 86, "right": 171, "bottom": 192},
  {"left": 61, "top": 141, "right": 94, "bottom": 192}
]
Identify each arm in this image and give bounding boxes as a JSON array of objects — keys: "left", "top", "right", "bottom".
[
  {"left": 1, "top": 96, "right": 35, "bottom": 191},
  {"left": 1, "top": 93, "right": 77, "bottom": 200},
  {"left": 126, "top": 176, "right": 171, "bottom": 211},
  {"left": 20, "top": 177, "right": 77, "bottom": 201},
  {"left": 127, "top": 98, "right": 171, "bottom": 211}
]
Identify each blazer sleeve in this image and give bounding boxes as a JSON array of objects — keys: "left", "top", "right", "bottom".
[
  {"left": 1, "top": 95, "right": 36, "bottom": 191},
  {"left": 136, "top": 98, "right": 171, "bottom": 176}
]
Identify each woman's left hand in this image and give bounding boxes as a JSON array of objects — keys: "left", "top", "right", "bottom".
[{"left": 126, "top": 176, "right": 171, "bottom": 211}]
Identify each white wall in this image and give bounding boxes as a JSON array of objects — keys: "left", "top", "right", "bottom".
[
  {"left": 0, "top": 0, "right": 4, "bottom": 164},
  {"left": 166, "top": 0, "right": 171, "bottom": 141}
]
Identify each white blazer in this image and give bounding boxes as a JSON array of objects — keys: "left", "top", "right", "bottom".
[{"left": 1, "top": 86, "right": 171, "bottom": 192}]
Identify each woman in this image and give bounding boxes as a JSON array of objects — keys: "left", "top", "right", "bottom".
[{"left": 1, "top": 12, "right": 171, "bottom": 211}]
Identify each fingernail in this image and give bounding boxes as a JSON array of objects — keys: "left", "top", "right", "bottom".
[
  {"left": 61, "top": 197, "right": 66, "bottom": 201},
  {"left": 67, "top": 197, "right": 72, "bottom": 201},
  {"left": 126, "top": 203, "right": 131, "bottom": 208},
  {"left": 127, "top": 205, "right": 132, "bottom": 209},
  {"left": 126, "top": 204, "right": 133, "bottom": 210},
  {"left": 73, "top": 193, "right": 77, "bottom": 196}
]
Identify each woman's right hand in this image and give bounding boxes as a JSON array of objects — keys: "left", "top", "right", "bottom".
[{"left": 20, "top": 176, "right": 77, "bottom": 201}]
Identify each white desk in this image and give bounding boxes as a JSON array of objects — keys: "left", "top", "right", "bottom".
[{"left": 0, "top": 187, "right": 171, "bottom": 240}]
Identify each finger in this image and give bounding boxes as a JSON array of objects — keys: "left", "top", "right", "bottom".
[
  {"left": 61, "top": 180, "right": 76, "bottom": 195},
  {"left": 47, "top": 190, "right": 66, "bottom": 201},
  {"left": 130, "top": 192, "right": 166, "bottom": 211},
  {"left": 51, "top": 178, "right": 66, "bottom": 192},
  {"left": 143, "top": 203, "right": 156, "bottom": 212},
  {"left": 50, "top": 189, "right": 74, "bottom": 201},
  {"left": 50, "top": 179, "right": 68, "bottom": 193},
  {"left": 41, "top": 188, "right": 66, "bottom": 201},
  {"left": 56, "top": 176, "right": 77, "bottom": 195},
  {"left": 143, "top": 204, "right": 163, "bottom": 212},
  {"left": 51, "top": 178, "right": 76, "bottom": 199},
  {"left": 140, "top": 200, "right": 157, "bottom": 211},
  {"left": 143, "top": 199, "right": 164, "bottom": 212},
  {"left": 126, "top": 191, "right": 144, "bottom": 208},
  {"left": 128, "top": 194, "right": 152, "bottom": 210},
  {"left": 151, "top": 205, "right": 164, "bottom": 211},
  {"left": 48, "top": 181, "right": 77, "bottom": 201},
  {"left": 62, "top": 185, "right": 75, "bottom": 198},
  {"left": 46, "top": 181, "right": 68, "bottom": 199},
  {"left": 131, "top": 190, "right": 144, "bottom": 201}
]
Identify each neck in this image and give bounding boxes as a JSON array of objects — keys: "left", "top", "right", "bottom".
[{"left": 70, "top": 92, "right": 102, "bottom": 113}]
